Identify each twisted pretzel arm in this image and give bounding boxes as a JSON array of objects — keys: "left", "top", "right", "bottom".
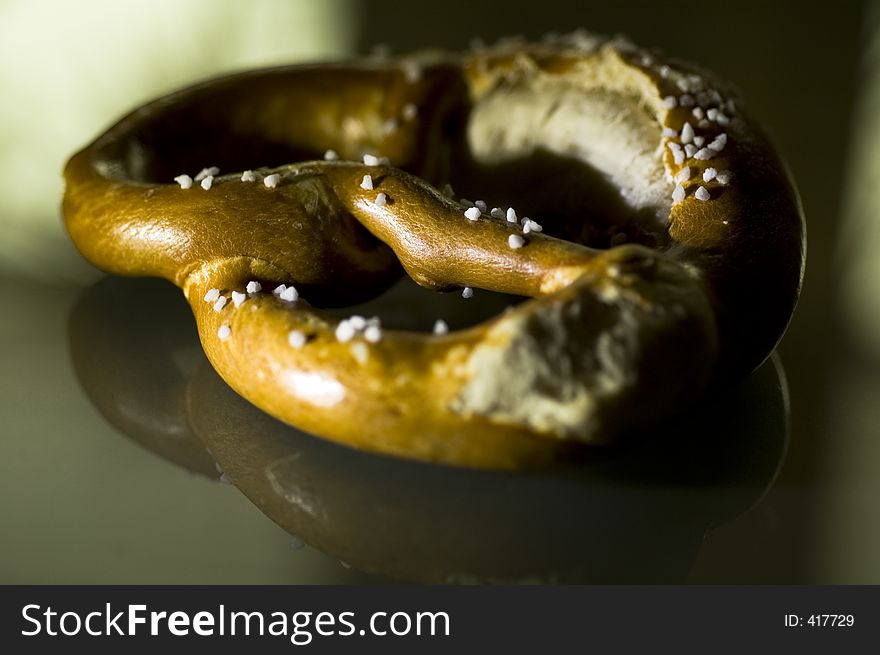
[{"left": 63, "top": 36, "right": 804, "bottom": 468}]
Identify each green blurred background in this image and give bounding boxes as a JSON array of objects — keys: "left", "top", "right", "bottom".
[{"left": 1, "top": 0, "right": 878, "bottom": 583}]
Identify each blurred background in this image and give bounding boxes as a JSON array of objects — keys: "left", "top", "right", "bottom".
[{"left": 1, "top": 0, "right": 878, "bottom": 583}]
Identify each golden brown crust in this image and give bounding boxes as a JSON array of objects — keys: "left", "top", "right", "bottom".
[{"left": 62, "top": 33, "right": 804, "bottom": 468}]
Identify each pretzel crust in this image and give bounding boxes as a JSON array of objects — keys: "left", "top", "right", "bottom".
[{"left": 63, "top": 34, "right": 804, "bottom": 468}]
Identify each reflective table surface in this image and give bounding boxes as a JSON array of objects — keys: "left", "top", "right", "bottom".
[{"left": 3, "top": 269, "right": 831, "bottom": 584}]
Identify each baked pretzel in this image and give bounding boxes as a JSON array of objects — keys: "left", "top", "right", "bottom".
[{"left": 63, "top": 32, "right": 805, "bottom": 469}]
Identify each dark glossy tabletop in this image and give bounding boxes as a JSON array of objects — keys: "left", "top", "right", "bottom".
[{"left": 0, "top": 268, "right": 805, "bottom": 584}]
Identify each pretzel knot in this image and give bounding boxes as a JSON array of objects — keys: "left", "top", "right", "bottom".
[{"left": 63, "top": 33, "right": 805, "bottom": 469}]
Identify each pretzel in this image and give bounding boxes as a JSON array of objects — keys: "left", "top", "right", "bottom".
[{"left": 62, "top": 32, "right": 805, "bottom": 469}]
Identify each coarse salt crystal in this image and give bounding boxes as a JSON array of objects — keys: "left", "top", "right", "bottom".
[
  {"left": 508, "top": 234, "right": 525, "bottom": 249},
  {"left": 231, "top": 291, "right": 247, "bottom": 307},
  {"left": 263, "top": 174, "right": 281, "bottom": 188},
  {"left": 324, "top": 149, "right": 339, "bottom": 161},
  {"left": 212, "top": 296, "right": 227, "bottom": 312},
  {"left": 364, "top": 325, "right": 383, "bottom": 343},
  {"left": 695, "top": 186, "right": 711, "bottom": 201},
  {"left": 174, "top": 174, "right": 193, "bottom": 189},
  {"left": 522, "top": 218, "right": 542, "bottom": 234},
  {"left": 246, "top": 281, "right": 262, "bottom": 294},
  {"left": 194, "top": 167, "right": 219, "bottom": 181},
  {"left": 335, "top": 321, "right": 356, "bottom": 343},
  {"left": 217, "top": 325, "right": 231, "bottom": 341},
  {"left": 703, "top": 167, "right": 717, "bottom": 182},
  {"left": 464, "top": 207, "right": 481, "bottom": 221},
  {"left": 204, "top": 288, "right": 221, "bottom": 303},
  {"left": 288, "top": 330, "right": 307, "bottom": 348},
  {"left": 279, "top": 286, "right": 299, "bottom": 302},
  {"left": 681, "top": 122, "right": 695, "bottom": 144},
  {"left": 241, "top": 170, "right": 257, "bottom": 182},
  {"left": 360, "top": 175, "right": 373, "bottom": 190},
  {"left": 433, "top": 319, "right": 449, "bottom": 335},
  {"left": 462, "top": 287, "right": 474, "bottom": 299},
  {"left": 200, "top": 175, "right": 214, "bottom": 190},
  {"left": 708, "top": 133, "right": 727, "bottom": 152},
  {"left": 363, "top": 154, "right": 381, "bottom": 166},
  {"left": 672, "top": 184, "right": 686, "bottom": 204}
]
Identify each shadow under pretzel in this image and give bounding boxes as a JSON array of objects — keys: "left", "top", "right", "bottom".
[{"left": 69, "top": 275, "right": 789, "bottom": 583}]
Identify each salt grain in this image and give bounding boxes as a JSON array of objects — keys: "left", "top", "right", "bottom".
[
  {"left": 364, "top": 325, "right": 383, "bottom": 343},
  {"left": 279, "top": 286, "right": 299, "bottom": 302},
  {"left": 263, "top": 174, "right": 281, "bottom": 188},
  {"left": 708, "top": 133, "right": 727, "bottom": 152},
  {"left": 681, "top": 122, "right": 695, "bottom": 144},
  {"left": 335, "top": 321, "right": 356, "bottom": 343},
  {"left": 174, "top": 174, "right": 193, "bottom": 189},
  {"left": 672, "top": 184, "right": 686, "bottom": 204},
  {"left": 194, "top": 167, "right": 219, "bottom": 182}
]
